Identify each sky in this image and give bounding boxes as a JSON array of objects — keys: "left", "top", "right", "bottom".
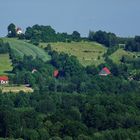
[{"left": 0, "top": 0, "right": 140, "bottom": 37}]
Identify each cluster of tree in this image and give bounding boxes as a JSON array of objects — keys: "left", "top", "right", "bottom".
[
  {"left": 24, "top": 25, "right": 81, "bottom": 45},
  {"left": 0, "top": 39, "right": 10, "bottom": 54},
  {"left": 0, "top": 90, "right": 140, "bottom": 140},
  {"left": 125, "top": 36, "right": 140, "bottom": 52},
  {"left": 88, "top": 30, "right": 118, "bottom": 47},
  {"left": 7, "top": 23, "right": 24, "bottom": 38},
  {"left": 7, "top": 23, "right": 82, "bottom": 45}
]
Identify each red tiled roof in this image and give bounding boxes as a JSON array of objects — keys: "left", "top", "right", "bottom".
[
  {"left": 0, "top": 76, "right": 9, "bottom": 81},
  {"left": 103, "top": 67, "right": 111, "bottom": 74},
  {"left": 16, "top": 27, "right": 22, "bottom": 31},
  {"left": 54, "top": 70, "right": 59, "bottom": 77}
]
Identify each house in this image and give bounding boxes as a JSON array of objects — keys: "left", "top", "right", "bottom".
[
  {"left": 16, "top": 27, "right": 23, "bottom": 35},
  {"left": 99, "top": 67, "right": 111, "bottom": 76},
  {"left": 54, "top": 70, "right": 59, "bottom": 77},
  {"left": 0, "top": 76, "right": 9, "bottom": 84}
]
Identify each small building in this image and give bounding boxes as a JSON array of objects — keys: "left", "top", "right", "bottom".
[
  {"left": 0, "top": 76, "right": 9, "bottom": 84},
  {"left": 32, "top": 69, "right": 37, "bottom": 74},
  {"left": 99, "top": 67, "right": 111, "bottom": 76},
  {"left": 16, "top": 27, "right": 23, "bottom": 35},
  {"left": 54, "top": 70, "right": 59, "bottom": 78}
]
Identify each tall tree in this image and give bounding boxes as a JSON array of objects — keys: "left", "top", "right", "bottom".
[
  {"left": 7, "top": 23, "right": 17, "bottom": 37},
  {"left": 72, "top": 31, "right": 81, "bottom": 41}
]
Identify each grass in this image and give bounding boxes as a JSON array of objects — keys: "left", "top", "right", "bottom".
[
  {"left": 109, "top": 49, "right": 137, "bottom": 64},
  {"left": 0, "top": 85, "right": 34, "bottom": 93},
  {"left": 2, "top": 38, "right": 51, "bottom": 62},
  {"left": 41, "top": 41, "right": 107, "bottom": 66},
  {"left": 0, "top": 54, "right": 13, "bottom": 75}
]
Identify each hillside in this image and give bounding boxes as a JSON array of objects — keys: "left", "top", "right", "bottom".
[
  {"left": 41, "top": 41, "right": 107, "bottom": 66},
  {"left": 109, "top": 48, "right": 139, "bottom": 64},
  {"left": 2, "top": 38, "right": 51, "bottom": 62},
  {"left": 0, "top": 54, "right": 13, "bottom": 75}
]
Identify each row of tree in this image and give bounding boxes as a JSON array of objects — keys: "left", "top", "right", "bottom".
[
  {"left": 7, "top": 23, "right": 81, "bottom": 44},
  {"left": 125, "top": 36, "right": 140, "bottom": 52},
  {"left": 0, "top": 39, "right": 10, "bottom": 53},
  {"left": 88, "top": 30, "right": 118, "bottom": 47}
]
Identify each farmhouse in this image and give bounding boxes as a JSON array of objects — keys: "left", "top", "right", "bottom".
[
  {"left": 0, "top": 76, "right": 9, "bottom": 84},
  {"left": 16, "top": 27, "right": 23, "bottom": 35},
  {"left": 99, "top": 67, "right": 111, "bottom": 76}
]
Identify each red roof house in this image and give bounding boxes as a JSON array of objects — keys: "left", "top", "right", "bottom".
[
  {"left": 0, "top": 76, "right": 9, "bottom": 84},
  {"left": 99, "top": 67, "right": 111, "bottom": 76},
  {"left": 53, "top": 70, "right": 59, "bottom": 78}
]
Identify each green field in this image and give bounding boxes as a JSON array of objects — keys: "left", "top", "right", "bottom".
[
  {"left": 2, "top": 38, "right": 51, "bottom": 62},
  {"left": 41, "top": 41, "right": 107, "bottom": 66},
  {"left": 109, "top": 49, "right": 137, "bottom": 64},
  {"left": 0, "top": 54, "right": 13, "bottom": 75}
]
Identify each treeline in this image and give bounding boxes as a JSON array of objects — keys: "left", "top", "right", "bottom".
[
  {"left": 7, "top": 23, "right": 81, "bottom": 45},
  {"left": 0, "top": 39, "right": 10, "bottom": 54},
  {"left": 7, "top": 23, "right": 140, "bottom": 51},
  {"left": 125, "top": 36, "right": 140, "bottom": 52},
  {"left": 88, "top": 30, "right": 118, "bottom": 47},
  {"left": 25, "top": 25, "right": 81, "bottom": 44}
]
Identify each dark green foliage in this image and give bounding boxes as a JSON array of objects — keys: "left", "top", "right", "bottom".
[
  {"left": 7, "top": 23, "right": 17, "bottom": 38},
  {"left": 25, "top": 25, "right": 57, "bottom": 43},
  {"left": 36, "top": 97, "right": 56, "bottom": 115},
  {"left": 88, "top": 30, "right": 118, "bottom": 47},
  {"left": 24, "top": 25, "right": 81, "bottom": 43},
  {"left": 0, "top": 39, "right": 10, "bottom": 54},
  {"left": 125, "top": 36, "right": 140, "bottom": 52},
  {"left": 50, "top": 51, "right": 84, "bottom": 77},
  {"left": 0, "top": 89, "right": 140, "bottom": 139},
  {"left": 71, "top": 31, "right": 81, "bottom": 42}
]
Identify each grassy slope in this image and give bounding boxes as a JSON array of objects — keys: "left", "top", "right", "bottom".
[
  {"left": 0, "top": 54, "right": 13, "bottom": 75},
  {"left": 41, "top": 41, "right": 107, "bottom": 66},
  {"left": 109, "top": 49, "right": 136, "bottom": 64},
  {"left": 2, "top": 38, "right": 51, "bottom": 62}
]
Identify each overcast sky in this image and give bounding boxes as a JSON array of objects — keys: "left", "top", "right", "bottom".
[{"left": 0, "top": 0, "right": 140, "bottom": 37}]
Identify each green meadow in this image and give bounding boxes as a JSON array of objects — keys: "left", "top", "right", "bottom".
[
  {"left": 41, "top": 41, "right": 107, "bottom": 66},
  {"left": 2, "top": 38, "right": 51, "bottom": 62}
]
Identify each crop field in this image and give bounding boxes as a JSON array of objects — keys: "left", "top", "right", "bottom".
[
  {"left": 2, "top": 38, "right": 51, "bottom": 62},
  {"left": 41, "top": 41, "right": 107, "bottom": 66}
]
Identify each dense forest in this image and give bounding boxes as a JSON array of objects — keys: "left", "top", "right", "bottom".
[{"left": 0, "top": 23, "right": 140, "bottom": 139}]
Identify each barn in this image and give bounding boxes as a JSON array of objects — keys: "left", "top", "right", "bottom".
[{"left": 0, "top": 76, "right": 9, "bottom": 84}]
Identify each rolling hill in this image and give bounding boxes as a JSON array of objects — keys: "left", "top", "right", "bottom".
[
  {"left": 40, "top": 41, "right": 107, "bottom": 66},
  {"left": 2, "top": 38, "right": 51, "bottom": 62},
  {"left": 109, "top": 48, "right": 139, "bottom": 64}
]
